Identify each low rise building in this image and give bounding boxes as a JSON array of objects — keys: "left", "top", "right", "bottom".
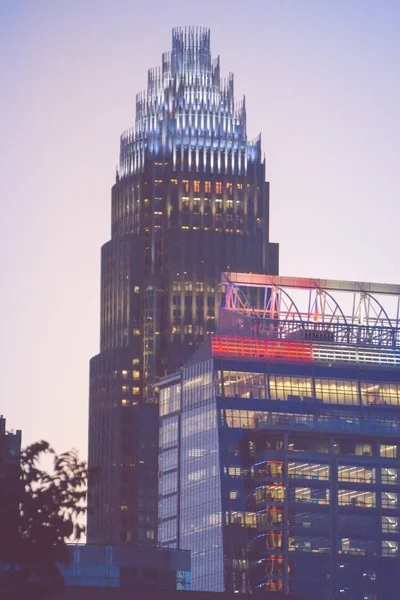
[{"left": 60, "top": 544, "right": 190, "bottom": 591}]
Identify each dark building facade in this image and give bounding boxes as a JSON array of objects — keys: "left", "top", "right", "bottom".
[
  {"left": 59, "top": 544, "right": 190, "bottom": 591},
  {"left": 158, "top": 273, "right": 400, "bottom": 598},
  {"left": 0, "top": 415, "right": 22, "bottom": 549},
  {"left": 0, "top": 416, "right": 21, "bottom": 463},
  {"left": 88, "top": 27, "right": 279, "bottom": 546},
  {"left": 53, "top": 589, "right": 303, "bottom": 600}
]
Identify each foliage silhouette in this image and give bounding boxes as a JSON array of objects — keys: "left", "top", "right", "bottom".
[{"left": 0, "top": 439, "right": 92, "bottom": 599}]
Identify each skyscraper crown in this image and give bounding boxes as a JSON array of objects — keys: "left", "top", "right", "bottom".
[{"left": 119, "top": 26, "right": 261, "bottom": 178}]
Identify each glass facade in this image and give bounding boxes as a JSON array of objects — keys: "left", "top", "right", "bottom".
[
  {"left": 159, "top": 336, "right": 400, "bottom": 599},
  {"left": 180, "top": 404, "right": 224, "bottom": 591},
  {"left": 158, "top": 368, "right": 224, "bottom": 590}
]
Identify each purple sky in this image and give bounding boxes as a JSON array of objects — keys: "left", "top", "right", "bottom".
[{"left": 1, "top": 0, "right": 399, "bottom": 456}]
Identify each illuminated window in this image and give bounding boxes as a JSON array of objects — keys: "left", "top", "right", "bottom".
[
  {"left": 146, "top": 529, "right": 155, "bottom": 540},
  {"left": 381, "top": 468, "right": 398, "bottom": 485},
  {"left": 132, "top": 358, "right": 139, "bottom": 365},
  {"left": 160, "top": 384, "right": 181, "bottom": 416},
  {"left": 121, "top": 385, "right": 129, "bottom": 393},
  {"left": 134, "top": 286, "right": 140, "bottom": 293},
  {"left": 132, "top": 387, "right": 140, "bottom": 395},
  {"left": 182, "top": 180, "right": 189, "bottom": 192},
  {"left": 382, "top": 492, "right": 398, "bottom": 509},
  {"left": 122, "top": 370, "right": 128, "bottom": 379},
  {"left": 382, "top": 516, "right": 399, "bottom": 533},
  {"left": 133, "top": 329, "right": 140, "bottom": 336},
  {"left": 132, "top": 370, "right": 140, "bottom": 380},
  {"left": 194, "top": 180, "right": 200, "bottom": 193},
  {"left": 338, "top": 489, "right": 375, "bottom": 508},
  {"left": 205, "top": 181, "right": 211, "bottom": 193},
  {"left": 216, "top": 182, "right": 222, "bottom": 194},
  {"left": 360, "top": 382, "right": 400, "bottom": 406},
  {"left": 237, "top": 183, "right": 243, "bottom": 190},
  {"left": 254, "top": 485, "right": 285, "bottom": 503},
  {"left": 338, "top": 465, "right": 375, "bottom": 484},
  {"left": 315, "top": 378, "right": 359, "bottom": 405},
  {"left": 226, "top": 182, "right": 233, "bottom": 195},
  {"left": 222, "top": 371, "right": 266, "bottom": 399},
  {"left": 121, "top": 399, "right": 129, "bottom": 406},
  {"left": 228, "top": 467, "right": 241, "bottom": 477},
  {"left": 381, "top": 444, "right": 398, "bottom": 458},
  {"left": 293, "top": 487, "right": 329, "bottom": 505},
  {"left": 382, "top": 540, "right": 398, "bottom": 557},
  {"left": 269, "top": 376, "right": 313, "bottom": 400},
  {"left": 289, "top": 462, "right": 330, "bottom": 481},
  {"left": 230, "top": 490, "right": 238, "bottom": 499},
  {"left": 121, "top": 504, "right": 128, "bottom": 511},
  {"left": 251, "top": 460, "right": 283, "bottom": 479},
  {"left": 171, "top": 179, "right": 178, "bottom": 184}
]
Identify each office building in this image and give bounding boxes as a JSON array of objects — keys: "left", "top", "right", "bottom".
[
  {"left": 158, "top": 273, "right": 400, "bottom": 599},
  {"left": 88, "top": 27, "right": 278, "bottom": 545}
]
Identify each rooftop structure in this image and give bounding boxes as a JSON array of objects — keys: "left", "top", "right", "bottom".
[{"left": 220, "top": 272, "right": 400, "bottom": 349}]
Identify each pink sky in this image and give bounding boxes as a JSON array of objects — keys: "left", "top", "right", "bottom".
[{"left": 1, "top": 0, "right": 399, "bottom": 456}]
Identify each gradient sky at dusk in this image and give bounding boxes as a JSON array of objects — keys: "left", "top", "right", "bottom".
[{"left": 1, "top": 0, "right": 399, "bottom": 456}]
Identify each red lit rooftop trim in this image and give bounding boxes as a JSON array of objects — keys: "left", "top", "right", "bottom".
[{"left": 211, "top": 335, "right": 313, "bottom": 362}]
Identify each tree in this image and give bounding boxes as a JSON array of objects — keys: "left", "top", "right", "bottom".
[{"left": 0, "top": 440, "right": 91, "bottom": 599}]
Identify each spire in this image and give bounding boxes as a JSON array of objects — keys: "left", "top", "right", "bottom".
[{"left": 118, "top": 26, "right": 263, "bottom": 177}]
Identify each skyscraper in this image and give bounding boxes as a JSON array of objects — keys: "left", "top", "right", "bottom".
[{"left": 87, "top": 27, "right": 279, "bottom": 546}]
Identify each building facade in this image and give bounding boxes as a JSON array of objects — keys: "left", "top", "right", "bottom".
[
  {"left": 52, "top": 588, "right": 302, "bottom": 600},
  {"left": 59, "top": 544, "right": 190, "bottom": 591},
  {"left": 88, "top": 28, "right": 278, "bottom": 545},
  {"left": 0, "top": 415, "right": 22, "bottom": 554},
  {"left": 158, "top": 273, "right": 400, "bottom": 599}
]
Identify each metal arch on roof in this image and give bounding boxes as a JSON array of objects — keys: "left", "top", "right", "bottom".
[
  {"left": 354, "top": 291, "right": 393, "bottom": 328},
  {"left": 268, "top": 285, "right": 304, "bottom": 324},
  {"left": 220, "top": 272, "right": 400, "bottom": 347},
  {"left": 222, "top": 272, "right": 400, "bottom": 297},
  {"left": 307, "top": 287, "right": 349, "bottom": 326},
  {"left": 223, "top": 274, "right": 303, "bottom": 323},
  {"left": 224, "top": 279, "right": 259, "bottom": 318}
]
